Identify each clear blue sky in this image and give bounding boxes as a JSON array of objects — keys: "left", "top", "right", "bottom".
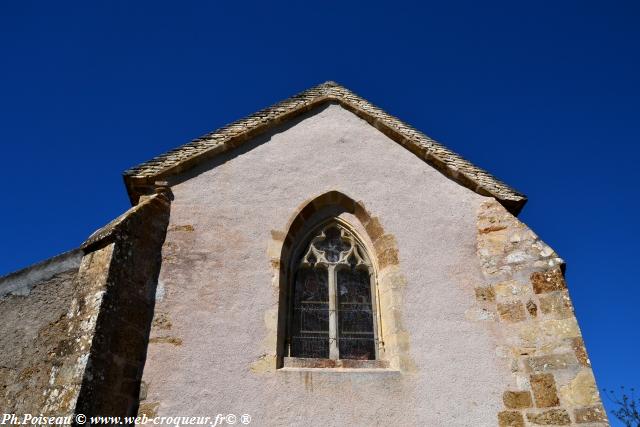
[{"left": 1, "top": 1, "right": 638, "bottom": 423}]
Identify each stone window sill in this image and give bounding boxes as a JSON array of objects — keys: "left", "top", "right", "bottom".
[{"left": 280, "top": 357, "right": 397, "bottom": 373}]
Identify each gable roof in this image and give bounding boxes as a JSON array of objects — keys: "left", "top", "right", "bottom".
[{"left": 123, "top": 81, "right": 526, "bottom": 214}]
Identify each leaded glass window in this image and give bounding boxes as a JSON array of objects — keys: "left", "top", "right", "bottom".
[{"left": 289, "top": 222, "right": 376, "bottom": 360}]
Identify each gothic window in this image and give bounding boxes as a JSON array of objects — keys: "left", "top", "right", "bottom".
[{"left": 289, "top": 221, "right": 377, "bottom": 360}]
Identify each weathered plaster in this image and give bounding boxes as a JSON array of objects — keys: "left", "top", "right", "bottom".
[
  {"left": 0, "top": 249, "right": 82, "bottom": 297},
  {"left": 140, "top": 103, "right": 510, "bottom": 426}
]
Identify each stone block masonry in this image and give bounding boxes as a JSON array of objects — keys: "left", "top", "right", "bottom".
[
  {"left": 474, "top": 200, "right": 609, "bottom": 426},
  {"left": 0, "top": 190, "right": 170, "bottom": 419},
  {"left": 0, "top": 263, "right": 80, "bottom": 413},
  {"left": 73, "top": 190, "right": 171, "bottom": 417}
]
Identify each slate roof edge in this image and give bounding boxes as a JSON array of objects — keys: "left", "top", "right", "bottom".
[{"left": 122, "top": 81, "right": 527, "bottom": 215}]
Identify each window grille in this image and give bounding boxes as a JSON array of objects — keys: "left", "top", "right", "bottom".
[{"left": 289, "top": 222, "right": 376, "bottom": 360}]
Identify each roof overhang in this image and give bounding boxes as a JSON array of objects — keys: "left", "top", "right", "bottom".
[{"left": 123, "top": 81, "right": 527, "bottom": 215}]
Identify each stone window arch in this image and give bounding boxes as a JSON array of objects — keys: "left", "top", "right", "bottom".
[
  {"left": 272, "top": 191, "right": 411, "bottom": 371},
  {"left": 287, "top": 219, "right": 379, "bottom": 361}
]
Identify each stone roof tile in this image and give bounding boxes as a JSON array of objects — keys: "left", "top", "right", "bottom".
[{"left": 123, "top": 81, "right": 526, "bottom": 214}]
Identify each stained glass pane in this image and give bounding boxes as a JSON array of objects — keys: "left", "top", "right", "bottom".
[
  {"left": 289, "top": 222, "right": 377, "bottom": 361},
  {"left": 337, "top": 267, "right": 375, "bottom": 360},
  {"left": 314, "top": 226, "right": 349, "bottom": 263},
  {"left": 338, "top": 268, "right": 372, "bottom": 305},
  {"left": 291, "top": 267, "right": 329, "bottom": 358},
  {"left": 290, "top": 336, "right": 329, "bottom": 359}
]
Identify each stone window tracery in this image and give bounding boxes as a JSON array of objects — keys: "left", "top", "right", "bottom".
[{"left": 288, "top": 221, "right": 377, "bottom": 360}]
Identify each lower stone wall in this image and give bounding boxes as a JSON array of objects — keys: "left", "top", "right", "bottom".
[
  {"left": 41, "top": 244, "right": 116, "bottom": 415},
  {"left": 0, "top": 267, "right": 79, "bottom": 413},
  {"left": 0, "top": 191, "right": 170, "bottom": 418},
  {"left": 0, "top": 245, "right": 116, "bottom": 417},
  {"left": 74, "top": 191, "right": 171, "bottom": 417},
  {"left": 473, "top": 200, "right": 608, "bottom": 426}
]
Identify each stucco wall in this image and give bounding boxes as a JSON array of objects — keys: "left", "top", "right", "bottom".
[{"left": 139, "top": 103, "right": 512, "bottom": 426}]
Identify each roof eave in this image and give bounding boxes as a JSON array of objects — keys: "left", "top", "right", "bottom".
[{"left": 123, "top": 82, "right": 527, "bottom": 215}]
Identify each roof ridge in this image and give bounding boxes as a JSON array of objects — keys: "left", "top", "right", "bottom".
[{"left": 123, "top": 82, "right": 526, "bottom": 214}]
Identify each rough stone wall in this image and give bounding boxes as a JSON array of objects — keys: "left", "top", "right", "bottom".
[
  {"left": 74, "top": 191, "right": 170, "bottom": 417},
  {"left": 0, "top": 192, "right": 170, "bottom": 418},
  {"left": 40, "top": 244, "right": 116, "bottom": 416},
  {"left": 0, "top": 266, "right": 79, "bottom": 413},
  {"left": 474, "top": 200, "right": 608, "bottom": 426},
  {"left": 0, "top": 250, "right": 83, "bottom": 298}
]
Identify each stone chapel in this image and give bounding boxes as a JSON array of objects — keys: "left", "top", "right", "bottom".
[{"left": 0, "top": 82, "right": 608, "bottom": 426}]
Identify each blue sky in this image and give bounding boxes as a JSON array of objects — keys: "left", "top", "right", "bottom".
[{"left": 1, "top": 1, "right": 638, "bottom": 423}]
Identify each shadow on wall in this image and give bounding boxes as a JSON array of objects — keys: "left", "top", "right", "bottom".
[{"left": 74, "top": 191, "right": 172, "bottom": 418}]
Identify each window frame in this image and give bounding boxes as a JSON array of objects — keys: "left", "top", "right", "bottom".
[{"left": 285, "top": 218, "right": 382, "bottom": 363}]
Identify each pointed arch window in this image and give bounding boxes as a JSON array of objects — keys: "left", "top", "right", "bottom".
[{"left": 288, "top": 221, "right": 377, "bottom": 360}]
